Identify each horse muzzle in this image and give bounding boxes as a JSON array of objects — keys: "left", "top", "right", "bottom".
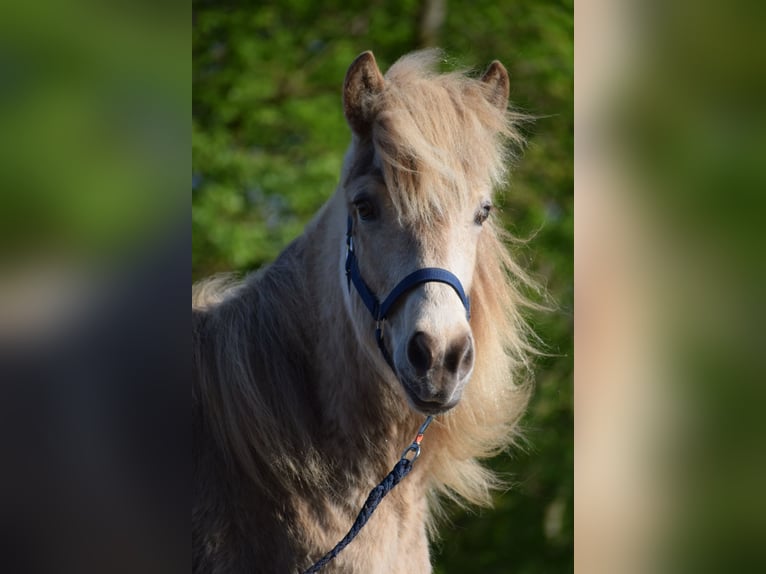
[
  {"left": 397, "top": 329, "right": 475, "bottom": 414},
  {"left": 345, "top": 214, "right": 474, "bottom": 415}
]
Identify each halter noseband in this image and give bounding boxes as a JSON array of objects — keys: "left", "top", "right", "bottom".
[{"left": 344, "top": 216, "right": 471, "bottom": 370}]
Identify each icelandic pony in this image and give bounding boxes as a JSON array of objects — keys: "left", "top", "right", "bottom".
[{"left": 193, "top": 50, "right": 537, "bottom": 574}]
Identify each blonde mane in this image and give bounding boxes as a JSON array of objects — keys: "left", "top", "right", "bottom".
[{"left": 193, "top": 50, "right": 541, "bottom": 573}]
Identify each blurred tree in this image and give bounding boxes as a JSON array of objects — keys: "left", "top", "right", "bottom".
[
  {"left": 418, "top": 0, "right": 446, "bottom": 47},
  {"left": 193, "top": 1, "right": 572, "bottom": 571}
]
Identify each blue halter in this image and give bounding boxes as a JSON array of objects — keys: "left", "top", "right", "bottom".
[{"left": 344, "top": 216, "right": 471, "bottom": 370}]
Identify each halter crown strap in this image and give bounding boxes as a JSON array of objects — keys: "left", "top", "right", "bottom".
[{"left": 345, "top": 216, "right": 471, "bottom": 370}]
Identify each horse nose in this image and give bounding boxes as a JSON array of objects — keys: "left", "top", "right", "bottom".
[
  {"left": 407, "top": 331, "right": 474, "bottom": 379},
  {"left": 407, "top": 331, "right": 435, "bottom": 376},
  {"left": 444, "top": 333, "right": 474, "bottom": 379}
]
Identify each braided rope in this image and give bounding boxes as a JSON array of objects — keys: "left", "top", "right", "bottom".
[
  {"left": 300, "top": 458, "right": 413, "bottom": 573},
  {"left": 299, "top": 416, "right": 432, "bottom": 573}
]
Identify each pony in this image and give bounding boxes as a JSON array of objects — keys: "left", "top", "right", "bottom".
[{"left": 193, "top": 49, "right": 538, "bottom": 574}]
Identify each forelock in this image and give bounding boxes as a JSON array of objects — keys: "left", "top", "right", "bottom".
[{"left": 364, "top": 50, "right": 524, "bottom": 225}]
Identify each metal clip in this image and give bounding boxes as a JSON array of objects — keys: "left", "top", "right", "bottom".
[
  {"left": 401, "top": 443, "right": 421, "bottom": 462},
  {"left": 400, "top": 416, "right": 434, "bottom": 463}
]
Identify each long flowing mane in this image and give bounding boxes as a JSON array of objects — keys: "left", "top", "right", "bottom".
[{"left": 193, "top": 50, "right": 541, "bottom": 571}]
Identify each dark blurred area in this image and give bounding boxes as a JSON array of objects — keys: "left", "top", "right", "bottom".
[
  {"left": 0, "top": 2, "right": 187, "bottom": 574},
  {"left": 0, "top": 230, "right": 188, "bottom": 574}
]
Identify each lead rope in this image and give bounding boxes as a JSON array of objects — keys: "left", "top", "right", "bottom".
[{"left": 300, "top": 416, "right": 434, "bottom": 574}]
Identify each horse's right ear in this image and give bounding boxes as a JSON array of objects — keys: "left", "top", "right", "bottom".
[
  {"left": 343, "top": 51, "right": 384, "bottom": 136},
  {"left": 480, "top": 60, "right": 510, "bottom": 111}
]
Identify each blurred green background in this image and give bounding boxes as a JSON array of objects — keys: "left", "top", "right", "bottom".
[
  {"left": 0, "top": 3, "right": 187, "bottom": 265},
  {"left": 192, "top": 1, "right": 572, "bottom": 572}
]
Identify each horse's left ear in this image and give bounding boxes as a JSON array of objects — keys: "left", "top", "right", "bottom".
[
  {"left": 480, "top": 60, "right": 510, "bottom": 111},
  {"left": 344, "top": 51, "right": 385, "bottom": 136}
]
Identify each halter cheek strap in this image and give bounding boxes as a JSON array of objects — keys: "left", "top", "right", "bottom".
[{"left": 344, "top": 216, "right": 471, "bottom": 370}]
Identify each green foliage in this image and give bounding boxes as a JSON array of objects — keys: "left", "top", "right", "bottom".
[{"left": 193, "top": 1, "right": 572, "bottom": 571}]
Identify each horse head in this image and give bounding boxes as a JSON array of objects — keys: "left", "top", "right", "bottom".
[{"left": 339, "top": 51, "right": 511, "bottom": 415}]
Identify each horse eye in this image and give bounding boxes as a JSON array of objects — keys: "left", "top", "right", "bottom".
[
  {"left": 354, "top": 197, "right": 377, "bottom": 221},
  {"left": 475, "top": 202, "right": 492, "bottom": 225}
]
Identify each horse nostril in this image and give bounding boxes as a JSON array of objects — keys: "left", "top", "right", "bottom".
[
  {"left": 444, "top": 334, "right": 474, "bottom": 377},
  {"left": 407, "top": 331, "right": 435, "bottom": 375}
]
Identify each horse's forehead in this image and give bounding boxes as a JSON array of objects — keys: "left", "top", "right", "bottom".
[
  {"left": 343, "top": 142, "right": 374, "bottom": 181},
  {"left": 345, "top": 135, "right": 480, "bottom": 232}
]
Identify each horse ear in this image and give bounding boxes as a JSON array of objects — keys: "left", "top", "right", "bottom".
[
  {"left": 343, "top": 51, "right": 384, "bottom": 136},
  {"left": 480, "top": 60, "right": 510, "bottom": 110}
]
